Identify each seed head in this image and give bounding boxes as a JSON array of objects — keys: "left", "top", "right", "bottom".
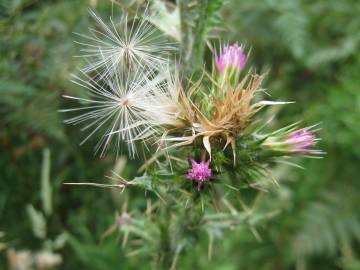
[
  {"left": 61, "top": 70, "right": 161, "bottom": 158},
  {"left": 76, "top": 10, "right": 175, "bottom": 80}
]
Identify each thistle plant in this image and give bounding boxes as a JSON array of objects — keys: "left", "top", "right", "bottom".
[{"left": 62, "top": 3, "right": 323, "bottom": 269}]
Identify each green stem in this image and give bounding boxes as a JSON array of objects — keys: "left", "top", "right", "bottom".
[
  {"left": 192, "top": 0, "right": 209, "bottom": 72},
  {"left": 179, "top": 0, "right": 210, "bottom": 78},
  {"left": 155, "top": 195, "right": 204, "bottom": 269}
]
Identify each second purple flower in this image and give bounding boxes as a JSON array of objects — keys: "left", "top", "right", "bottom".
[
  {"left": 216, "top": 43, "right": 247, "bottom": 75},
  {"left": 187, "top": 158, "right": 212, "bottom": 189}
]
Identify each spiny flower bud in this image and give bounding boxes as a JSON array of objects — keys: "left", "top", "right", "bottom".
[
  {"left": 264, "top": 126, "right": 322, "bottom": 157},
  {"left": 187, "top": 158, "right": 212, "bottom": 189},
  {"left": 286, "top": 129, "right": 316, "bottom": 154},
  {"left": 215, "top": 43, "right": 247, "bottom": 75}
]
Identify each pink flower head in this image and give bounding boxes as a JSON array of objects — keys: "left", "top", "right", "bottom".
[
  {"left": 286, "top": 129, "right": 316, "bottom": 154},
  {"left": 216, "top": 43, "right": 247, "bottom": 74},
  {"left": 186, "top": 158, "right": 212, "bottom": 189}
]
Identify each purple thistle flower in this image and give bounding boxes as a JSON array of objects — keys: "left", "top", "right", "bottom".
[
  {"left": 187, "top": 158, "right": 212, "bottom": 189},
  {"left": 216, "top": 43, "right": 247, "bottom": 74},
  {"left": 286, "top": 129, "right": 316, "bottom": 154}
]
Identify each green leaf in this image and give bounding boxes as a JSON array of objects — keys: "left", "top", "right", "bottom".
[{"left": 132, "top": 174, "right": 154, "bottom": 192}]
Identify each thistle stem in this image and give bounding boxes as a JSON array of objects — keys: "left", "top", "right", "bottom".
[
  {"left": 155, "top": 196, "right": 204, "bottom": 269},
  {"left": 179, "top": 0, "right": 210, "bottom": 78}
]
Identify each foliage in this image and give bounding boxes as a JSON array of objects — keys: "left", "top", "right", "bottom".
[{"left": 0, "top": 0, "right": 359, "bottom": 269}]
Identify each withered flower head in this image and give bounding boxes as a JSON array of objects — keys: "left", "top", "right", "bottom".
[
  {"left": 195, "top": 72, "right": 266, "bottom": 159},
  {"left": 162, "top": 70, "right": 276, "bottom": 162}
]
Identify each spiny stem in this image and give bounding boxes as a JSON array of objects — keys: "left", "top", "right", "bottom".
[
  {"left": 192, "top": 0, "right": 209, "bottom": 72},
  {"left": 179, "top": 0, "right": 210, "bottom": 78}
]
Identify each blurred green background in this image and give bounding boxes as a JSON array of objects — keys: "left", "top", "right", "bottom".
[{"left": 1, "top": 0, "right": 360, "bottom": 269}]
